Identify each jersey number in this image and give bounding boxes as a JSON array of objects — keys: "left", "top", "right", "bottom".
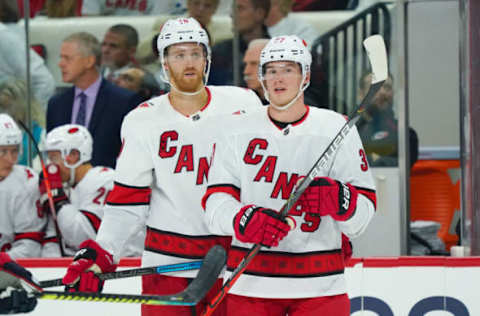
[
  {"left": 359, "top": 149, "right": 369, "bottom": 171},
  {"left": 289, "top": 206, "right": 321, "bottom": 233},
  {"left": 93, "top": 188, "right": 111, "bottom": 205}
]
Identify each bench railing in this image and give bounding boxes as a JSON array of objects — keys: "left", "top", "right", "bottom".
[{"left": 309, "top": 2, "right": 392, "bottom": 113}]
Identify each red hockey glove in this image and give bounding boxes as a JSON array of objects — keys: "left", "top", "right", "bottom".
[
  {"left": 38, "top": 163, "right": 69, "bottom": 216},
  {"left": 62, "top": 239, "right": 117, "bottom": 292},
  {"left": 233, "top": 205, "right": 293, "bottom": 247},
  {"left": 0, "top": 253, "right": 39, "bottom": 314},
  {"left": 341, "top": 234, "right": 353, "bottom": 263},
  {"left": 295, "top": 177, "right": 358, "bottom": 221}
]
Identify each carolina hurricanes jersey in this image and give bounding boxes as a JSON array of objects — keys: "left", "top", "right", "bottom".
[
  {"left": 97, "top": 86, "right": 262, "bottom": 276},
  {"left": 0, "top": 165, "right": 44, "bottom": 259},
  {"left": 42, "top": 166, "right": 144, "bottom": 257},
  {"left": 203, "top": 106, "right": 376, "bottom": 298}
]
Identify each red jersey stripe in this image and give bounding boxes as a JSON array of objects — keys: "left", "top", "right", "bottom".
[
  {"left": 227, "top": 246, "right": 345, "bottom": 278},
  {"left": 14, "top": 232, "right": 44, "bottom": 243},
  {"left": 106, "top": 182, "right": 151, "bottom": 206},
  {"left": 80, "top": 210, "right": 102, "bottom": 232},
  {"left": 201, "top": 184, "right": 241, "bottom": 210},
  {"left": 42, "top": 236, "right": 59, "bottom": 245},
  {"left": 355, "top": 186, "right": 377, "bottom": 209},
  {"left": 145, "top": 226, "right": 231, "bottom": 259}
]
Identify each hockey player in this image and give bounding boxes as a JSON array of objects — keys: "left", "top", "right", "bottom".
[
  {"left": 0, "top": 253, "right": 39, "bottom": 314},
  {"left": 62, "top": 17, "right": 262, "bottom": 315},
  {"left": 0, "top": 113, "right": 44, "bottom": 259},
  {"left": 39, "top": 124, "right": 143, "bottom": 257},
  {"left": 202, "top": 35, "right": 377, "bottom": 315}
]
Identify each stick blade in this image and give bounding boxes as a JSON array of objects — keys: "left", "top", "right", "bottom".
[
  {"left": 363, "top": 35, "right": 388, "bottom": 84},
  {"left": 181, "top": 245, "right": 227, "bottom": 304}
]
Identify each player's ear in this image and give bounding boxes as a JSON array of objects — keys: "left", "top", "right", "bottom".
[{"left": 303, "top": 71, "right": 311, "bottom": 87}]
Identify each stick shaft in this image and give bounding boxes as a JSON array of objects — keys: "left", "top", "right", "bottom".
[
  {"left": 39, "top": 261, "right": 203, "bottom": 288},
  {"left": 202, "top": 80, "right": 386, "bottom": 316},
  {"left": 18, "top": 121, "right": 66, "bottom": 257}
]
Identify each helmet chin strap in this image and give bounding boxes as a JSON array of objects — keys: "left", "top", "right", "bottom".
[
  {"left": 68, "top": 167, "right": 75, "bottom": 187},
  {"left": 263, "top": 75, "right": 310, "bottom": 111}
]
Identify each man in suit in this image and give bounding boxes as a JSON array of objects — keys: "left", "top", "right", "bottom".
[{"left": 47, "top": 32, "right": 143, "bottom": 168}]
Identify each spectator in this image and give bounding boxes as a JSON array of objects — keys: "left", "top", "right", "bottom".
[
  {"left": 39, "top": 124, "right": 144, "bottom": 257},
  {"left": 266, "top": 0, "right": 318, "bottom": 48},
  {"left": 0, "top": 79, "right": 45, "bottom": 168},
  {"left": 81, "top": 0, "right": 186, "bottom": 16},
  {"left": 209, "top": 0, "right": 270, "bottom": 86},
  {"left": 0, "top": 114, "right": 45, "bottom": 259},
  {"left": 243, "top": 38, "right": 269, "bottom": 104},
  {"left": 357, "top": 72, "right": 419, "bottom": 167},
  {"left": 0, "top": 0, "right": 55, "bottom": 109},
  {"left": 114, "top": 67, "right": 163, "bottom": 101},
  {"left": 45, "top": 0, "right": 82, "bottom": 17},
  {"left": 101, "top": 24, "right": 139, "bottom": 82},
  {"left": 47, "top": 32, "right": 143, "bottom": 169},
  {"left": 188, "top": 0, "right": 220, "bottom": 28}
]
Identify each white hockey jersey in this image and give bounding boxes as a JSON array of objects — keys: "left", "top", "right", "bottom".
[
  {"left": 203, "top": 106, "right": 376, "bottom": 298},
  {"left": 96, "top": 86, "right": 262, "bottom": 275},
  {"left": 0, "top": 165, "right": 44, "bottom": 259},
  {"left": 42, "top": 166, "right": 145, "bottom": 257}
]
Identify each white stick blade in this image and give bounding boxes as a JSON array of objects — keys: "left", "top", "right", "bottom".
[{"left": 363, "top": 35, "right": 388, "bottom": 84}]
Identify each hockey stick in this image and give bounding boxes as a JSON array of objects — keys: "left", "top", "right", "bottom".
[
  {"left": 17, "top": 121, "right": 66, "bottom": 257},
  {"left": 36, "top": 245, "right": 226, "bottom": 305},
  {"left": 202, "top": 35, "right": 388, "bottom": 316},
  {"left": 39, "top": 260, "right": 203, "bottom": 288}
]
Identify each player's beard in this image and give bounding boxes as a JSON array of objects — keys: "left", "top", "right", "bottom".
[{"left": 169, "top": 67, "right": 204, "bottom": 93}]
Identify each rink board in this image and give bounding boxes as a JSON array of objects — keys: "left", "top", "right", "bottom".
[{"left": 14, "top": 256, "right": 480, "bottom": 316}]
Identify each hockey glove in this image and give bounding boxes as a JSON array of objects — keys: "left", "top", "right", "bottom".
[
  {"left": 341, "top": 234, "right": 353, "bottom": 263},
  {"left": 0, "top": 253, "right": 39, "bottom": 314},
  {"left": 62, "top": 239, "right": 117, "bottom": 292},
  {"left": 233, "top": 205, "right": 293, "bottom": 248},
  {"left": 295, "top": 177, "right": 358, "bottom": 221},
  {"left": 38, "top": 163, "right": 69, "bottom": 216}
]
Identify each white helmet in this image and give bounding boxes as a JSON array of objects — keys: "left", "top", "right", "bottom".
[
  {"left": 259, "top": 35, "right": 312, "bottom": 110},
  {"left": 0, "top": 113, "right": 22, "bottom": 146},
  {"left": 157, "top": 17, "right": 211, "bottom": 88},
  {"left": 45, "top": 124, "right": 92, "bottom": 170}
]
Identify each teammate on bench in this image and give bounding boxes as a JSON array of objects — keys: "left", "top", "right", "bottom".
[
  {"left": 202, "top": 35, "right": 377, "bottom": 315},
  {"left": 39, "top": 124, "right": 143, "bottom": 257},
  {"left": 0, "top": 114, "right": 44, "bottom": 259},
  {"left": 62, "top": 17, "right": 262, "bottom": 315}
]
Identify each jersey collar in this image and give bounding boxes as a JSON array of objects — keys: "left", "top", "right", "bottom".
[{"left": 268, "top": 105, "right": 310, "bottom": 132}]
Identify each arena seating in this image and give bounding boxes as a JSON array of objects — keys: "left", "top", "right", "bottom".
[{"left": 23, "top": 11, "right": 356, "bottom": 87}]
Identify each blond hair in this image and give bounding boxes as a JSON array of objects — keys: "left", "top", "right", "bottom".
[{"left": 0, "top": 78, "right": 45, "bottom": 128}]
